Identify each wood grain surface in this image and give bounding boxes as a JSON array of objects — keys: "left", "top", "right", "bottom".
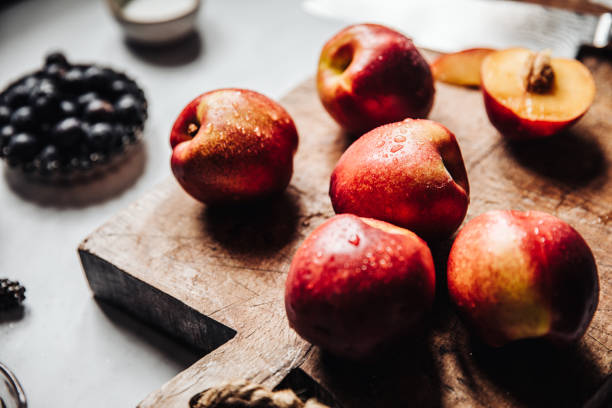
[{"left": 79, "top": 52, "right": 612, "bottom": 408}]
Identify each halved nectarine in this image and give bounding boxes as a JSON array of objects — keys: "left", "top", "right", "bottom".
[
  {"left": 431, "top": 48, "right": 494, "bottom": 87},
  {"left": 481, "top": 48, "right": 595, "bottom": 140}
]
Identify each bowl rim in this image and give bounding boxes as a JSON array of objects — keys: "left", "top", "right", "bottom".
[
  {"left": 105, "top": 0, "right": 201, "bottom": 26},
  {"left": 0, "top": 361, "right": 27, "bottom": 408}
]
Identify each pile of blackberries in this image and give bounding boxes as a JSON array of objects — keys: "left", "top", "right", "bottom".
[{"left": 0, "top": 52, "right": 147, "bottom": 177}]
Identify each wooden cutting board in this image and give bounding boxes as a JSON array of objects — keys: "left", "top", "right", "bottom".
[{"left": 78, "top": 52, "right": 612, "bottom": 408}]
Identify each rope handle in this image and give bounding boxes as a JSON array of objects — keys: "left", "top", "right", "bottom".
[{"left": 190, "top": 381, "right": 331, "bottom": 408}]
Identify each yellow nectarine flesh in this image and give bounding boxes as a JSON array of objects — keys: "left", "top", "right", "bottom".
[{"left": 432, "top": 48, "right": 494, "bottom": 87}]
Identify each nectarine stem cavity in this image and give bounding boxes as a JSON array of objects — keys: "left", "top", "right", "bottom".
[
  {"left": 187, "top": 123, "right": 199, "bottom": 138},
  {"left": 330, "top": 44, "right": 353, "bottom": 74},
  {"left": 523, "top": 49, "right": 555, "bottom": 94}
]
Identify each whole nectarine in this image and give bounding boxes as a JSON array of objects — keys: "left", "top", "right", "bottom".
[
  {"left": 170, "top": 89, "right": 298, "bottom": 204},
  {"left": 329, "top": 118, "right": 469, "bottom": 240},
  {"left": 317, "top": 23, "right": 435, "bottom": 134},
  {"left": 447, "top": 210, "right": 599, "bottom": 347},
  {"left": 285, "top": 214, "right": 436, "bottom": 359}
]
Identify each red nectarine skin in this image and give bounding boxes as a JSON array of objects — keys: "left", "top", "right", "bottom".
[
  {"left": 285, "top": 214, "right": 436, "bottom": 359},
  {"left": 447, "top": 210, "right": 599, "bottom": 347},
  {"left": 482, "top": 88, "right": 582, "bottom": 140},
  {"left": 170, "top": 89, "right": 298, "bottom": 204},
  {"left": 329, "top": 119, "right": 469, "bottom": 240},
  {"left": 317, "top": 23, "right": 435, "bottom": 134}
]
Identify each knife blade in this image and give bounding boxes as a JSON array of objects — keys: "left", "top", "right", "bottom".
[{"left": 303, "top": 0, "right": 611, "bottom": 58}]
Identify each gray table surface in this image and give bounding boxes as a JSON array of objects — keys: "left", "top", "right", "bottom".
[{"left": 0, "top": 1, "right": 342, "bottom": 406}]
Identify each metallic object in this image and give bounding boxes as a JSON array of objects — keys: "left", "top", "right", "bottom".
[
  {"left": 303, "top": 0, "right": 611, "bottom": 57},
  {"left": 0, "top": 362, "right": 26, "bottom": 408}
]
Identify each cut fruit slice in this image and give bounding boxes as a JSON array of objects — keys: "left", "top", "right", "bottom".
[
  {"left": 481, "top": 48, "right": 595, "bottom": 140},
  {"left": 431, "top": 48, "right": 494, "bottom": 87}
]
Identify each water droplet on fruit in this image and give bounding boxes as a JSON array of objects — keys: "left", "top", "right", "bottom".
[
  {"left": 393, "top": 135, "right": 406, "bottom": 143},
  {"left": 348, "top": 234, "right": 360, "bottom": 246},
  {"left": 316, "top": 251, "right": 323, "bottom": 258},
  {"left": 390, "top": 145, "right": 403, "bottom": 153},
  {"left": 534, "top": 227, "right": 539, "bottom": 235},
  {"left": 375, "top": 140, "right": 385, "bottom": 148}
]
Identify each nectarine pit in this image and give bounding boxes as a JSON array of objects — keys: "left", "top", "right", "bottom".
[{"left": 523, "top": 49, "right": 554, "bottom": 94}]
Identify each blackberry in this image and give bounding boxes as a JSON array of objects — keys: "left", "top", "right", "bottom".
[
  {"left": 45, "top": 51, "right": 68, "bottom": 68},
  {"left": 0, "top": 106, "right": 10, "bottom": 125},
  {"left": 21, "top": 76, "right": 40, "bottom": 93},
  {"left": 86, "top": 122, "right": 116, "bottom": 151},
  {"left": 110, "top": 79, "right": 136, "bottom": 97},
  {"left": 30, "top": 79, "right": 58, "bottom": 100},
  {"left": 6, "top": 133, "right": 40, "bottom": 161},
  {"left": 37, "top": 145, "right": 61, "bottom": 173},
  {"left": 10, "top": 106, "right": 36, "bottom": 130},
  {"left": 1, "top": 124, "right": 15, "bottom": 139},
  {"left": 77, "top": 92, "right": 98, "bottom": 108},
  {"left": 62, "top": 68, "right": 85, "bottom": 92},
  {"left": 53, "top": 117, "right": 85, "bottom": 149},
  {"left": 0, "top": 278, "right": 26, "bottom": 310},
  {"left": 0, "top": 125, "right": 15, "bottom": 155},
  {"left": 83, "top": 66, "right": 111, "bottom": 91},
  {"left": 84, "top": 99, "right": 114, "bottom": 122},
  {"left": 32, "top": 93, "right": 60, "bottom": 120},
  {"left": 38, "top": 144, "right": 59, "bottom": 161},
  {"left": 44, "top": 63, "right": 66, "bottom": 81},
  {"left": 59, "top": 100, "right": 78, "bottom": 117},
  {"left": 4, "top": 85, "right": 29, "bottom": 108},
  {"left": 115, "top": 94, "right": 141, "bottom": 124}
]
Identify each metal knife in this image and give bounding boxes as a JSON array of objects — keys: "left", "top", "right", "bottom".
[{"left": 303, "top": 0, "right": 612, "bottom": 58}]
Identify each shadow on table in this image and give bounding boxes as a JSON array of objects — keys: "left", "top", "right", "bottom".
[
  {"left": 0, "top": 306, "right": 25, "bottom": 324},
  {"left": 125, "top": 31, "right": 203, "bottom": 67},
  {"left": 458, "top": 336, "right": 608, "bottom": 408},
  {"left": 96, "top": 298, "right": 201, "bottom": 370},
  {"left": 503, "top": 128, "right": 607, "bottom": 189},
  {"left": 3, "top": 142, "right": 147, "bottom": 208},
  {"left": 202, "top": 189, "right": 301, "bottom": 257}
]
